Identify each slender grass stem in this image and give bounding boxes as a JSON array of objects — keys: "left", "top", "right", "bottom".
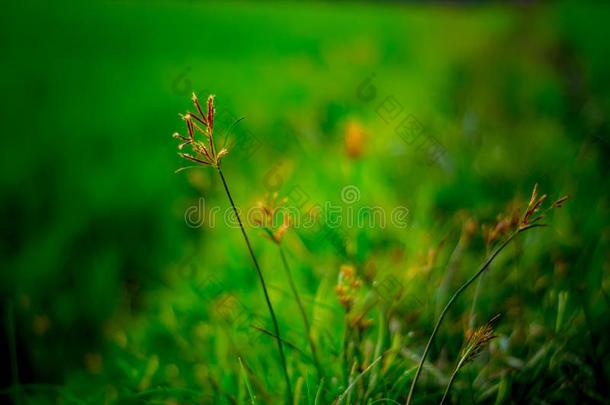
[
  {"left": 439, "top": 355, "right": 467, "bottom": 405},
  {"left": 217, "top": 166, "right": 293, "bottom": 403},
  {"left": 469, "top": 246, "right": 492, "bottom": 330},
  {"left": 406, "top": 225, "right": 541, "bottom": 405},
  {"left": 342, "top": 318, "right": 350, "bottom": 387},
  {"left": 239, "top": 357, "right": 257, "bottom": 405},
  {"left": 313, "top": 378, "right": 324, "bottom": 405},
  {"left": 278, "top": 245, "right": 324, "bottom": 380},
  {"left": 468, "top": 275, "right": 484, "bottom": 330},
  {"left": 337, "top": 356, "right": 383, "bottom": 404}
]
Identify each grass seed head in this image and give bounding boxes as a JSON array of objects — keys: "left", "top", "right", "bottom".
[
  {"left": 519, "top": 184, "right": 569, "bottom": 230},
  {"left": 255, "top": 192, "right": 291, "bottom": 244},
  {"left": 462, "top": 314, "right": 499, "bottom": 363},
  {"left": 336, "top": 264, "right": 363, "bottom": 311},
  {"left": 173, "top": 92, "right": 227, "bottom": 169}
]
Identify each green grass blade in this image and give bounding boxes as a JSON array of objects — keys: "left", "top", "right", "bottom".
[{"left": 238, "top": 357, "right": 257, "bottom": 405}]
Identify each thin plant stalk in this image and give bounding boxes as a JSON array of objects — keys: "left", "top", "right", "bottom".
[
  {"left": 405, "top": 225, "right": 541, "bottom": 405},
  {"left": 439, "top": 353, "right": 468, "bottom": 405},
  {"left": 440, "top": 316, "right": 498, "bottom": 404},
  {"left": 279, "top": 245, "right": 324, "bottom": 380},
  {"left": 337, "top": 356, "right": 383, "bottom": 404},
  {"left": 468, "top": 275, "right": 484, "bottom": 330},
  {"left": 217, "top": 166, "right": 293, "bottom": 403},
  {"left": 342, "top": 318, "right": 350, "bottom": 387},
  {"left": 313, "top": 378, "right": 325, "bottom": 405},
  {"left": 239, "top": 357, "right": 257, "bottom": 405},
  {"left": 468, "top": 245, "right": 492, "bottom": 330}
]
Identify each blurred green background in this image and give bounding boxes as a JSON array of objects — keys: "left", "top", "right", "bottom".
[{"left": 1, "top": 1, "right": 609, "bottom": 403}]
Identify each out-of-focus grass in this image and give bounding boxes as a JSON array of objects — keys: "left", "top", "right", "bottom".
[{"left": 1, "top": 1, "right": 609, "bottom": 403}]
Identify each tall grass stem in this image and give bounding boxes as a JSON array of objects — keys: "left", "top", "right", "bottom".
[
  {"left": 406, "top": 225, "right": 541, "bottom": 405},
  {"left": 279, "top": 246, "right": 323, "bottom": 380},
  {"left": 217, "top": 166, "right": 293, "bottom": 403}
]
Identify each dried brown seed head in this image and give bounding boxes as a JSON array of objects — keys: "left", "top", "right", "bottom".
[
  {"left": 519, "top": 184, "right": 568, "bottom": 229},
  {"left": 336, "top": 264, "right": 363, "bottom": 311},
  {"left": 173, "top": 92, "right": 228, "bottom": 169},
  {"left": 462, "top": 315, "right": 499, "bottom": 363}
]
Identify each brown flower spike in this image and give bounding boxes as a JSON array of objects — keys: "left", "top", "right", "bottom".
[
  {"left": 254, "top": 192, "right": 291, "bottom": 244},
  {"left": 462, "top": 314, "right": 499, "bottom": 363},
  {"left": 335, "top": 264, "right": 363, "bottom": 311},
  {"left": 520, "top": 183, "right": 569, "bottom": 230},
  {"left": 173, "top": 92, "right": 228, "bottom": 169}
]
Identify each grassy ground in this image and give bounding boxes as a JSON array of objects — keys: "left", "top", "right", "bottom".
[{"left": 1, "top": 1, "right": 610, "bottom": 404}]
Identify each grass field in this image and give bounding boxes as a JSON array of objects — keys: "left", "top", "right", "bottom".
[{"left": 1, "top": 1, "right": 610, "bottom": 404}]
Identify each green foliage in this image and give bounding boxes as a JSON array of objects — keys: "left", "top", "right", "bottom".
[{"left": 1, "top": 1, "right": 609, "bottom": 404}]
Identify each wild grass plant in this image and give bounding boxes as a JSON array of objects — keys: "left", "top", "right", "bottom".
[
  {"left": 3, "top": 3, "right": 608, "bottom": 405},
  {"left": 174, "top": 93, "right": 292, "bottom": 402},
  {"left": 172, "top": 93, "right": 568, "bottom": 404}
]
